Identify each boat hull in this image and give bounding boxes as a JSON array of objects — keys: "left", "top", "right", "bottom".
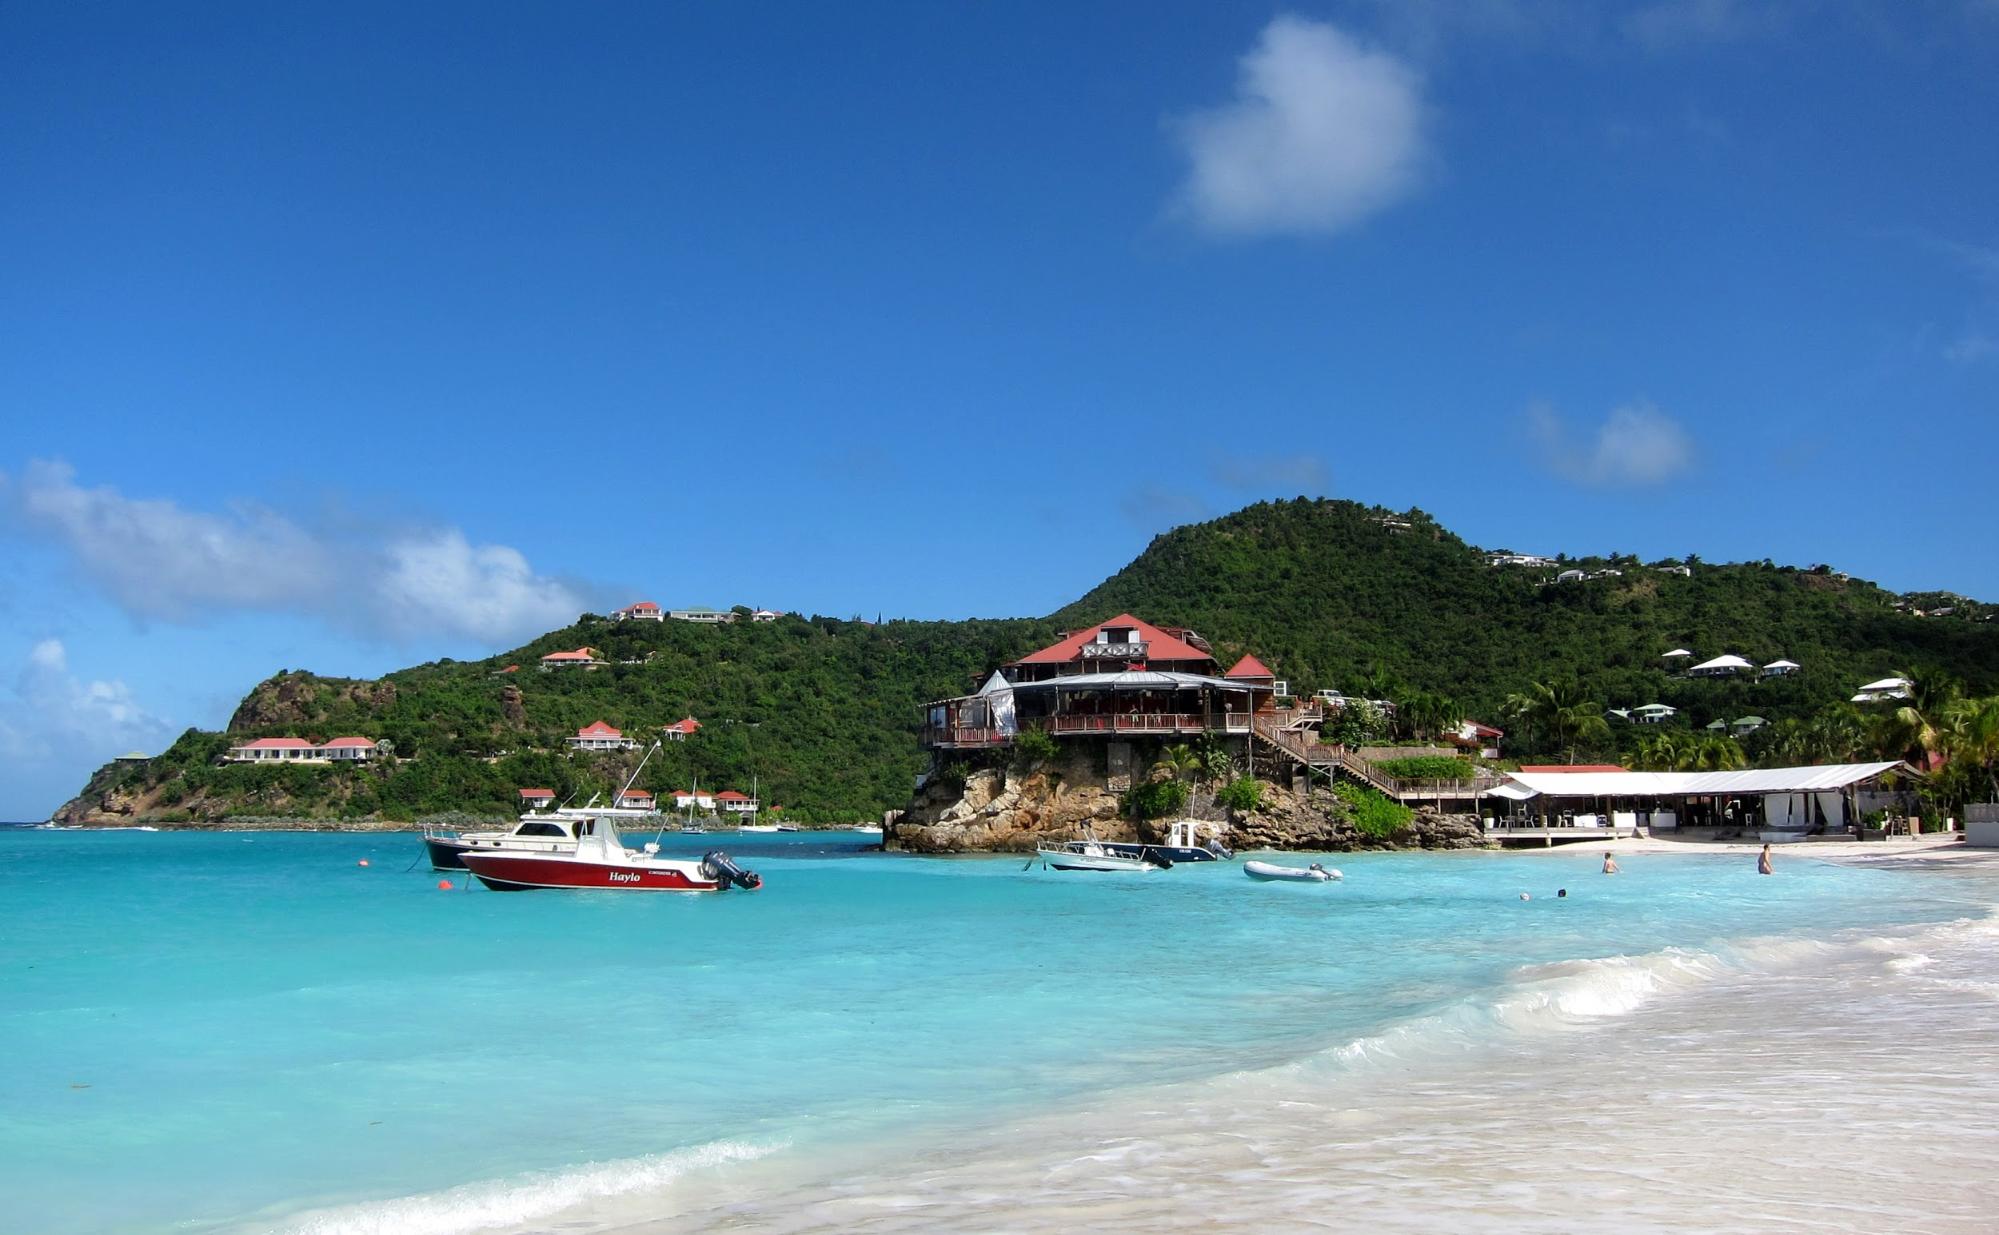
[
  {"left": 460, "top": 852, "right": 726, "bottom": 892},
  {"left": 1037, "top": 848, "right": 1161, "bottom": 872}
]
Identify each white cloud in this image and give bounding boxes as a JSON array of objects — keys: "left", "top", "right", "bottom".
[
  {"left": 1171, "top": 15, "right": 1427, "bottom": 237},
  {"left": 2, "top": 461, "right": 589, "bottom": 646},
  {"left": 0, "top": 639, "right": 174, "bottom": 770},
  {"left": 1526, "top": 400, "right": 1696, "bottom": 486}
]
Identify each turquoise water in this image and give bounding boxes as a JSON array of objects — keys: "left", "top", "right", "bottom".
[{"left": 0, "top": 828, "right": 1984, "bottom": 1234}]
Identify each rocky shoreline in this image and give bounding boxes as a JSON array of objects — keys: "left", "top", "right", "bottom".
[{"left": 888, "top": 752, "right": 1488, "bottom": 855}]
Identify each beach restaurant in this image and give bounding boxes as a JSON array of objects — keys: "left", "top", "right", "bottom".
[{"left": 1483, "top": 761, "right": 1915, "bottom": 843}]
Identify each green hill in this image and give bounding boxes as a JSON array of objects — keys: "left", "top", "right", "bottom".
[{"left": 57, "top": 499, "right": 1999, "bottom": 825}]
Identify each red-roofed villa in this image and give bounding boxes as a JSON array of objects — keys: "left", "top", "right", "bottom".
[
  {"left": 229, "top": 736, "right": 385, "bottom": 763},
  {"left": 518, "top": 787, "right": 556, "bottom": 809},
  {"left": 660, "top": 717, "right": 701, "bottom": 741},
  {"left": 568, "top": 721, "right": 639, "bottom": 751},
  {"left": 713, "top": 789, "right": 759, "bottom": 814},
  {"left": 540, "top": 647, "right": 605, "bottom": 671},
  {"left": 615, "top": 601, "right": 664, "bottom": 622},
  {"left": 615, "top": 789, "right": 657, "bottom": 809},
  {"left": 924, "top": 615, "right": 1290, "bottom": 752}
]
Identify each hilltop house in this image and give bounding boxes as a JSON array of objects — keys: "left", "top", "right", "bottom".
[
  {"left": 751, "top": 609, "right": 781, "bottom": 622},
  {"left": 614, "top": 602, "right": 664, "bottom": 622},
  {"left": 660, "top": 717, "right": 701, "bottom": 741},
  {"left": 1762, "top": 659, "right": 1801, "bottom": 678},
  {"left": 1449, "top": 720, "right": 1504, "bottom": 759},
  {"left": 229, "top": 736, "right": 384, "bottom": 763},
  {"left": 669, "top": 607, "right": 734, "bottom": 624},
  {"left": 568, "top": 721, "right": 639, "bottom": 752},
  {"left": 518, "top": 788, "right": 556, "bottom": 809},
  {"left": 1687, "top": 654, "right": 1753, "bottom": 678},
  {"left": 540, "top": 647, "right": 605, "bottom": 671},
  {"left": 923, "top": 614, "right": 1281, "bottom": 752}
]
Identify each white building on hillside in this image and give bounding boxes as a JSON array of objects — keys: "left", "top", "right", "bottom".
[
  {"left": 229, "top": 736, "right": 385, "bottom": 763},
  {"left": 568, "top": 721, "right": 639, "bottom": 751}
]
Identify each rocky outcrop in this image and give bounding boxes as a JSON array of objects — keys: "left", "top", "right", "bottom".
[
  {"left": 227, "top": 671, "right": 397, "bottom": 733},
  {"left": 890, "top": 747, "right": 1494, "bottom": 854},
  {"left": 891, "top": 750, "right": 1128, "bottom": 853},
  {"left": 499, "top": 685, "right": 527, "bottom": 728}
]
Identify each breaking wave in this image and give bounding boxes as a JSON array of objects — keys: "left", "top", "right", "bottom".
[{"left": 273, "top": 1139, "right": 781, "bottom": 1235}]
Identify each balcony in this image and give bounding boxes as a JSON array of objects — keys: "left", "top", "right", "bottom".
[
  {"left": 1035, "top": 713, "right": 1249, "bottom": 737},
  {"left": 1079, "top": 641, "right": 1147, "bottom": 661}
]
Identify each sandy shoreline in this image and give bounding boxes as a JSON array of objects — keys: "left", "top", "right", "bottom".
[{"left": 1511, "top": 831, "right": 1999, "bottom": 866}]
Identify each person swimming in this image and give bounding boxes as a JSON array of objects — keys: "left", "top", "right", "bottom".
[
  {"left": 1758, "top": 843, "right": 1774, "bottom": 875},
  {"left": 1602, "top": 851, "right": 1619, "bottom": 875},
  {"left": 1557, "top": 888, "right": 1568, "bottom": 898}
]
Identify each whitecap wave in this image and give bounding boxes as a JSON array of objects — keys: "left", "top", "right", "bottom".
[{"left": 274, "top": 1139, "right": 781, "bottom": 1235}]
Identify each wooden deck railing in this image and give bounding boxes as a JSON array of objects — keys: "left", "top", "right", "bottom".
[{"left": 1037, "top": 714, "right": 1250, "bottom": 736}]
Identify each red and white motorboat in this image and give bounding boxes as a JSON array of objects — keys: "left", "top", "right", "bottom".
[{"left": 459, "top": 817, "right": 762, "bottom": 893}]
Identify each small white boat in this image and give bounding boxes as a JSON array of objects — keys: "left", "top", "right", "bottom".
[
  {"left": 1243, "top": 860, "right": 1341, "bottom": 883},
  {"left": 1036, "top": 834, "right": 1170, "bottom": 872}
]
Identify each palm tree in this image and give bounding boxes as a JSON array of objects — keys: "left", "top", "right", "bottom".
[
  {"left": 1155, "top": 743, "right": 1202, "bottom": 783},
  {"left": 1503, "top": 680, "right": 1592, "bottom": 755},
  {"left": 1551, "top": 702, "right": 1612, "bottom": 764}
]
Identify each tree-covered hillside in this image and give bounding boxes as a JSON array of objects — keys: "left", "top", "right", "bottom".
[
  {"left": 60, "top": 499, "right": 1999, "bottom": 824},
  {"left": 1062, "top": 500, "right": 1999, "bottom": 721}
]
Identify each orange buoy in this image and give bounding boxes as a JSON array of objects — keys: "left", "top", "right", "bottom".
[{"left": 437, "top": 879, "right": 453, "bottom": 890}]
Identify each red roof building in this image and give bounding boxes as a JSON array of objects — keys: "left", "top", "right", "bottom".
[
  {"left": 568, "top": 721, "right": 639, "bottom": 751},
  {"left": 1224, "top": 654, "right": 1275, "bottom": 682},
  {"left": 228, "top": 736, "right": 381, "bottom": 763},
  {"left": 1008, "top": 614, "right": 1215, "bottom": 679},
  {"left": 660, "top": 717, "right": 701, "bottom": 740},
  {"left": 615, "top": 601, "right": 665, "bottom": 621},
  {"left": 925, "top": 615, "right": 1285, "bottom": 750},
  {"left": 540, "top": 647, "right": 604, "bottom": 670}
]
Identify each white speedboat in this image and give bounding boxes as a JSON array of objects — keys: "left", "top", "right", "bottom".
[
  {"left": 460, "top": 818, "right": 761, "bottom": 893},
  {"left": 1244, "top": 860, "right": 1341, "bottom": 883},
  {"left": 1036, "top": 835, "right": 1171, "bottom": 872}
]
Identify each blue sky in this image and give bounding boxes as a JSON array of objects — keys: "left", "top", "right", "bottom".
[{"left": 3, "top": 1, "right": 1995, "bottom": 816}]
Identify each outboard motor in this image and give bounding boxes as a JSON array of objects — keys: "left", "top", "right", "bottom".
[
  {"left": 1206, "top": 838, "right": 1234, "bottom": 860},
  {"left": 701, "top": 850, "right": 763, "bottom": 891}
]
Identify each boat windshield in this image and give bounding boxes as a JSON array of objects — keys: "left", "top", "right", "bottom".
[{"left": 512, "top": 821, "right": 570, "bottom": 838}]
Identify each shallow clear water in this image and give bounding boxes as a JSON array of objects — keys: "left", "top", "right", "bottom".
[{"left": 3, "top": 828, "right": 1993, "bottom": 1234}]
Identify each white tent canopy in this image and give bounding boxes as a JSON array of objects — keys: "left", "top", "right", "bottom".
[
  {"left": 1764, "top": 659, "right": 1801, "bottom": 670},
  {"left": 1662, "top": 648, "right": 1694, "bottom": 658},
  {"left": 1857, "top": 677, "right": 1912, "bottom": 693},
  {"left": 1486, "top": 781, "right": 1540, "bottom": 801},
  {"left": 1494, "top": 761, "right": 1906, "bottom": 800},
  {"left": 1634, "top": 702, "right": 1676, "bottom": 713},
  {"left": 1689, "top": 654, "right": 1754, "bottom": 672}
]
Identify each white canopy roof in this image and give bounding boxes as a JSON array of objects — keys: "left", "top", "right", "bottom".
[
  {"left": 1764, "top": 659, "right": 1800, "bottom": 669},
  {"left": 1662, "top": 648, "right": 1693, "bottom": 658},
  {"left": 1486, "top": 781, "right": 1540, "bottom": 801},
  {"left": 1689, "top": 654, "right": 1754, "bottom": 671},
  {"left": 1496, "top": 761, "right": 1906, "bottom": 800},
  {"left": 1634, "top": 702, "right": 1676, "bottom": 713},
  {"left": 1010, "top": 670, "right": 1256, "bottom": 692},
  {"left": 1858, "top": 677, "right": 1912, "bottom": 693}
]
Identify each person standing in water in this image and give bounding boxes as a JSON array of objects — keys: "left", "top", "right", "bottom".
[
  {"left": 1758, "top": 843, "right": 1774, "bottom": 875},
  {"left": 1602, "top": 851, "right": 1619, "bottom": 875}
]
